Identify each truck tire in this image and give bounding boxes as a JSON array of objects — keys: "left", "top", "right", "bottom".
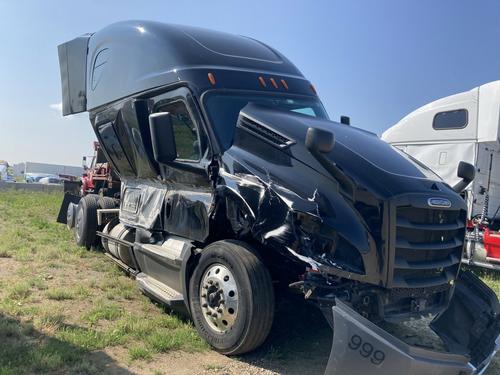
[
  {"left": 66, "top": 202, "right": 77, "bottom": 230},
  {"left": 98, "top": 196, "right": 117, "bottom": 209},
  {"left": 74, "top": 195, "right": 99, "bottom": 249},
  {"left": 189, "top": 240, "right": 274, "bottom": 355}
]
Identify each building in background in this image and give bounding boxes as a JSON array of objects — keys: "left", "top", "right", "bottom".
[
  {"left": 0, "top": 160, "right": 9, "bottom": 181},
  {"left": 12, "top": 162, "right": 83, "bottom": 180}
]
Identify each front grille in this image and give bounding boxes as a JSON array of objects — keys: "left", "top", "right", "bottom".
[
  {"left": 390, "top": 283, "right": 450, "bottom": 299},
  {"left": 392, "top": 206, "right": 466, "bottom": 288}
]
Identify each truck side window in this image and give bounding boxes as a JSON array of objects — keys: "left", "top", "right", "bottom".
[
  {"left": 157, "top": 101, "right": 201, "bottom": 161},
  {"left": 433, "top": 109, "right": 468, "bottom": 130}
]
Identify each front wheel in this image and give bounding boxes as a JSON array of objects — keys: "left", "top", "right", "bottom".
[{"left": 189, "top": 240, "right": 274, "bottom": 355}]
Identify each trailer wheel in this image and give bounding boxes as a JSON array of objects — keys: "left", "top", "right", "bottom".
[
  {"left": 98, "top": 196, "right": 117, "bottom": 209},
  {"left": 74, "top": 195, "right": 99, "bottom": 250},
  {"left": 189, "top": 240, "right": 274, "bottom": 355},
  {"left": 66, "top": 202, "right": 77, "bottom": 229}
]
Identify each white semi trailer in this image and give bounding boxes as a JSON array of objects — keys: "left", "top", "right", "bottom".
[{"left": 382, "top": 80, "right": 500, "bottom": 270}]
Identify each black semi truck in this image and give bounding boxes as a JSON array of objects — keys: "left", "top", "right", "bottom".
[{"left": 57, "top": 21, "right": 500, "bottom": 374}]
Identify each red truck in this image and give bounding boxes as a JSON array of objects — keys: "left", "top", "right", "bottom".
[
  {"left": 57, "top": 142, "right": 120, "bottom": 244},
  {"left": 80, "top": 142, "right": 120, "bottom": 197}
]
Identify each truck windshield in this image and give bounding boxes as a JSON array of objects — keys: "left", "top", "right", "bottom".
[{"left": 204, "top": 92, "right": 328, "bottom": 151}]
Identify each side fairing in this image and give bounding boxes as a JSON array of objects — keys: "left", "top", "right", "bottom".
[
  {"left": 84, "top": 21, "right": 304, "bottom": 112},
  {"left": 91, "top": 99, "right": 159, "bottom": 180},
  {"left": 58, "top": 35, "right": 91, "bottom": 115}
]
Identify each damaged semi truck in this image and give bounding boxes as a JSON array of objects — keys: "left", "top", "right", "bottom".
[{"left": 58, "top": 21, "right": 500, "bottom": 374}]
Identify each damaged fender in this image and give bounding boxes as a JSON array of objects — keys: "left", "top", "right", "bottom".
[{"left": 325, "top": 272, "right": 500, "bottom": 375}]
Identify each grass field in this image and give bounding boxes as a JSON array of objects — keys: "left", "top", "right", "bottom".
[
  {"left": 0, "top": 190, "right": 499, "bottom": 374},
  {"left": 0, "top": 191, "right": 207, "bottom": 374}
]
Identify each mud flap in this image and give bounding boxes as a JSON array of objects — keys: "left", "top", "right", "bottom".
[{"left": 56, "top": 193, "right": 81, "bottom": 224}]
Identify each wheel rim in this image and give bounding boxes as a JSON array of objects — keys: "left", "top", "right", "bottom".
[
  {"left": 75, "top": 206, "right": 84, "bottom": 241},
  {"left": 200, "top": 264, "right": 239, "bottom": 333},
  {"left": 66, "top": 204, "right": 73, "bottom": 228}
]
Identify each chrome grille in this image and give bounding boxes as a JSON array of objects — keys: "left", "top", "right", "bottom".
[{"left": 392, "top": 206, "right": 466, "bottom": 288}]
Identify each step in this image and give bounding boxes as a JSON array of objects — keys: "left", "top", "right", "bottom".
[
  {"left": 136, "top": 237, "right": 191, "bottom": 268},
  {"left": 136, "top": 272, "right": 185, "bottom": 308}
]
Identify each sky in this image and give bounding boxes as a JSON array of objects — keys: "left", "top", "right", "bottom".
[{"left": 0, "top": 0, "right": 499, "bottom": 166}]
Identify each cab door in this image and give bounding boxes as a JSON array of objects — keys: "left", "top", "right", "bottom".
[{"left": 152, "top": 87, "right": 215, "bottom": 242}]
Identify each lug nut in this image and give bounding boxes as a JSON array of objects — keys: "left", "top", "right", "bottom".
[
  {"left": 217, "top": 308, "right": 223, "bottom": 313},
  {"left": 203, "top": 285, "right": 208, "bottom": 289},
  {"left": 201, "top": 293, "right": 207, "bottom": 298},
  {"left": 212, "top": 312, "right": 218, "bottom": 318},
  {"left": 202, "top": 303, "right": 208, "bottom": 308},
  {"left": 208, "top": 280, "right": 214, "bottom": 285}
]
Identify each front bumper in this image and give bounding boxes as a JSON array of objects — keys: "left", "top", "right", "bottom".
[{"left": 325, "top": 271, "right": 500, "bottom": 375}]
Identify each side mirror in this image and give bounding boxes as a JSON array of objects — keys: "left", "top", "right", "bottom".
[
  {"left": 305, "top": 127, "right": 335, "bottom": 153},
  {"left": 149, "top": 112, "right": 177, "bottom": 164},
  {"left": 82, "top": 156, "right": 88, "bottom": 170},
  {"left": 452, "top": 161, "right": 475, "bottom": 193},
  {"left": 305, "top": 127, "right": 355, "bottom": 198},
  {"left": 340, "top": 116, "right": 350, "bottom": 126}
]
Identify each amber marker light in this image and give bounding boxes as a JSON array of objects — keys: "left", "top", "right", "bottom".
[
  {"left": 270, "top": 77, "right": 278, "bottom": 89},
  {"left": 280, "top": 79, "right": 289, "bottom": 90},
  {"left": 208, "top": 72, "right": 216, "bottom": 85},
  {"left": 258, "top": 76, "right": 267, "bottom": 87}
]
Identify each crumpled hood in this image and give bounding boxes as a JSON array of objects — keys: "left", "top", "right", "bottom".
[{"left": 238, "top": 103, "right": 452, "bottom": 199}]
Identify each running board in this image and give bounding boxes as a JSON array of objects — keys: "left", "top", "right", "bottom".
[{"left": 136, "top": 272, "right": 185, "bottom": 310}]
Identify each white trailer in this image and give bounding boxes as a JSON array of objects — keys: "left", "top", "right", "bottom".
[{"left": 382, "top": 80, "right": 500, "bottom": 269}]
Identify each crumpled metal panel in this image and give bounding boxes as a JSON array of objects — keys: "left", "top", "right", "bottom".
[
  {"left": 118, "top": 177, "right": 215, "bottom": 243},
  {"left": 325, "top": 271, "right": 500, "bottom": 375},
  {"left": 431, "top": 270, "right": 500, "bottom": 372},
  {"left": 164, "top": 188, "right": 213, "bottom": 242},
  {"left": 325, "top": 300, "right": 476, "bottom": 375},
  {"left": 218, "top": 125, "right": 381, "bottom": 283},
  {"left": 119, "top": 179, "right": 166, "bottom": 230}
]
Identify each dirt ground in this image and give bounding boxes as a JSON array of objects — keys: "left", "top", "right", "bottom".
[
  {"left": 97, "top": 297, "right": 333, "bottom": 375},
  {"left": 78, "top": 299, "right": 500, "bottom": 375}
]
